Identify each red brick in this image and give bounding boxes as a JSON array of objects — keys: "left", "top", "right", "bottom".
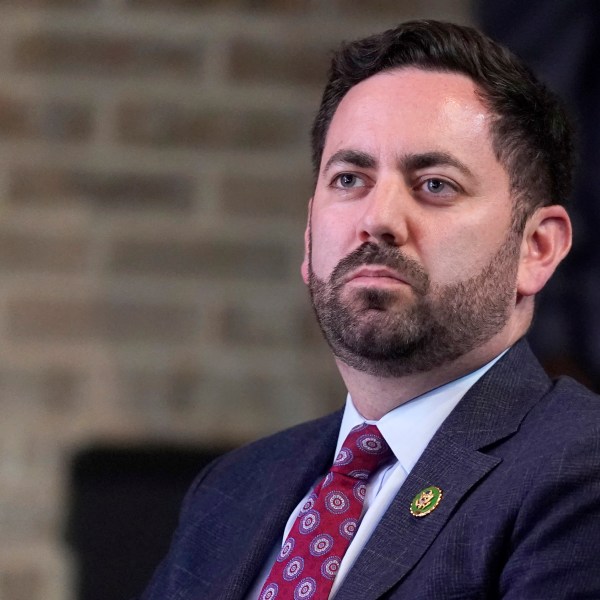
[
  {"left": 10, "top": 166, "right": 195, "bottom": 212},
  {"left": 0, "top": 367, "right": 81, "bottom": 415},
  {"left": 104, "top": 300, "right": 198, "bottom": 342},
  {"left": 43, "top": 368, "right": 82, "bottom": 414},
  {"left": 229, "top": 38, "right": 329, "bottom": 88},
  {"left": 0, "top": 567, "right": 44, "bottom": 600},
  {"left": 7, "top": 296, "right": 199, "bottom": 342},
  {"left": 163, "top": 368, "right": 202, "bottom": 412},
  {"left": 38, "top": 100, "right": 93, "bottom": 141},
  {"left": 220, "top": 302, "right": 302, "bottom": 345},
  {"left": 0, "top": 95, "right": 28, "bottom": 136},
  {"left": 116, "top": 101, "right": 308, "bottom": 150},
  {"left": 125, "top": 0, "right": 309, "bottom": 12},
  {"left": 333, "top": 0, "right": 469, "bottom": 20},
  {"left": 240, "top": 0, "right": 310, "bottom": 8},
  {"left": 0, "top": 94, "right": 92, "bottom": 141},
  {"left": 199, "top": 372, "right": 274, "bottom": 408},
  {"left": 0, "top": 0, "right": 93, "bottom": 5},
  {"left": 15, "top": 33, "right": 202, "bottom": 77},
  {"left": 126, "top": 0, "right": 218, "bottom": 7},
  {"left": 118, "top": 367, "right": 204, "bottom": 413},
  {"left": 118, "top": 366, "right": 275, "bottom": 432},
  {"left": 221, "top": 172, "right": 311, "bottom": 219},
  {"left": 0, "top": 229, "right": 87, "bottom": 272},
  {"left": 110, "top": 237, "right": 289, "bottom": 279}
]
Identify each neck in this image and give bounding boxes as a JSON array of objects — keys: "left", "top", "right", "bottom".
[{"left": 336, "top": 316, "right": 528, "bottom": 420}]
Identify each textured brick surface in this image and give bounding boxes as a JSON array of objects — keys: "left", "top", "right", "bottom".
[
  {"left": 334, "top": 0, "right": 470, "bottom": 20},
  {"left": 0, "top": 545, "right": 73, "bottom": 600},
  {"left": 0, "top": 0, "right": 92, "bottom": 5},
  {"left": 126, "top": 0, "right": 309, "bottom": 11},
  {"left": 10, "top": 166, "right": 195, "bottom": 212},
  {"left": 0, "top": 95, "right": 93, "bottom": 141},
  {"left": 0, "top": 1, "right": 471, "bottom": 596},
  {"left": 0, "top": 96, "right": 28, "bottom": 136},
  {"left": 0, "top": 229, "right": 87, "bottom": 272},
  {"left": 0, "top": 568, "right": 43, "bottom": 600},
  {"left": 220, "top": 172, "right": 312, "bottom": 219},
  {"left": 111, "top": 237, "right": 290, "bottom": 278},
  {"left": 7, "top": 296, "right": 199, "bottom": 341},
  {"left": 229, "top": 38, "right": 329, "bottom": 87},
  {"left": 117, "top": 101, "right": 309, "bottom": 150},
  {"left": 16, "top": 34, "right": 203, "bottom": 77}
]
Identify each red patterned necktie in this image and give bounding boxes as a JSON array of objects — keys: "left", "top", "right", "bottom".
[{"left": 259, "top": 423, "right": 393, "bottom": 600}]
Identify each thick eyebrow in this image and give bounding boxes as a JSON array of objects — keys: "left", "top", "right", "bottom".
[
  {"left": 322, "top": 149, "right": 475, "bottom": 181},
  {"left": 399, "top": 151, "right": 474, "bottom": 179},
  {"left": 322, "top": 149, "right": 377, "bottom": 174}
]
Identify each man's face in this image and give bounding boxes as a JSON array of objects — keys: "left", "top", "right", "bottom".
[{"left": 304, "top": 68, "right": 522, "bottom": 377}]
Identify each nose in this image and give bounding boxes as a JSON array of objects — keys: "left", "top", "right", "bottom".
[{"left": 357, "top": 180, "right": 409, "bottom": 247}]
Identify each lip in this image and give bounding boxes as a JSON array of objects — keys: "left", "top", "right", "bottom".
[{"left": 345, "top": 266, "right": 409, "bottom": 286}]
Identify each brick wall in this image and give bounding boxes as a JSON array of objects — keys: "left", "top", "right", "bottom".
[{"left": 0, "top": 1, "right": 470, "bottom": 597}]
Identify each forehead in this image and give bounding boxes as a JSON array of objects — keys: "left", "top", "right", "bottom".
[{"left": 322, "top": 67, "right": 498, "bottom": 169}]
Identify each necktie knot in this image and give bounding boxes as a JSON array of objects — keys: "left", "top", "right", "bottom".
[{"left": 331, "top": 423, "right": 393, "bottom": 478}]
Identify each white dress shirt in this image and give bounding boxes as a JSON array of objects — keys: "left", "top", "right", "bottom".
[{"left": 247, "top": 352, "right": 506, "bottom": 599}]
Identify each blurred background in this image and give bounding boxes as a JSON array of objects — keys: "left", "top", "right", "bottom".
[{"left": 0, "top": 0, "right": 596, "bottom": 598}]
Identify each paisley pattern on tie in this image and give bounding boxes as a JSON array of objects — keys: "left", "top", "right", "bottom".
[{"left": 259, "top": 423, "right": 393, "bottom": 600}]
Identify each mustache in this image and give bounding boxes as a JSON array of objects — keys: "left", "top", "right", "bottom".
[{"left": 330, "top": 243, "right": 430, "bottom": 295}]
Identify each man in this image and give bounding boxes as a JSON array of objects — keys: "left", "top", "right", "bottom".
[{"left": 140, "top": 20, "right": 600, "bottom": 599}]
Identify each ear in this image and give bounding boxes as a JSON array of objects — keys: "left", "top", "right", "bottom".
[
  {"left": 517, "top": 205, "right": 572, "bottom": 297},
  {"left": 300, "top": 197, "right": 313, "bottom": 285}
]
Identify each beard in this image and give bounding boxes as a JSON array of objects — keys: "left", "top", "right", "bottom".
[{"left": 308, "top": 235, "right": 521, "bottom": 378}]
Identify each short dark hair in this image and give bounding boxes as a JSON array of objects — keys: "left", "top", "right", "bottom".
[{"left": 311, "top": 20, "right": 574, "bottom": 227}]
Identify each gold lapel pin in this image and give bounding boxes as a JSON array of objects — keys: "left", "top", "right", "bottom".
[{"left": 410, "top": 486, "right": 443, "bottom": 517}]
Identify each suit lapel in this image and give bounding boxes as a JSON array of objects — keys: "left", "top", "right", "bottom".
[
  {"left": 336, "top": 340, "right": 551, "bottom": 599},
  {"left": 198, "top": 411, "right": 344, "bottom": 600}
]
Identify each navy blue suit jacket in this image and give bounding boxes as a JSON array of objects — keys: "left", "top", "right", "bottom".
[{"left": 140, "top": 340, "right": 600, "bottom": 599}]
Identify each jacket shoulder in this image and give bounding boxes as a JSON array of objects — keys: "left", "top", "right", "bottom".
[{"left": 210, "top": 409, "right": 343, "bottom": 474}]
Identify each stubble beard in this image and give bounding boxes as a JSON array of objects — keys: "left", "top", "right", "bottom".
[{"left": 308, "top": 236, "right": 521, "bottom": 378}]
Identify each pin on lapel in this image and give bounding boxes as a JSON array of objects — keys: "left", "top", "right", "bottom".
[{"left": 410, "top": 486, "right": 443, "bottom": 517}]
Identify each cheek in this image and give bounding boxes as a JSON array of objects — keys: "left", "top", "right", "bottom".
[
  {"left": 423, "top": 226, "right": 509, "bottom": 286},
  {"left": 309, "top": 212, "right": 357, "bottom": 276}
]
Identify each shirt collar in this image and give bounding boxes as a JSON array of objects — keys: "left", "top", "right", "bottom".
[{"left": 336, "top": 350, "right": 508, "bottom": 474}]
